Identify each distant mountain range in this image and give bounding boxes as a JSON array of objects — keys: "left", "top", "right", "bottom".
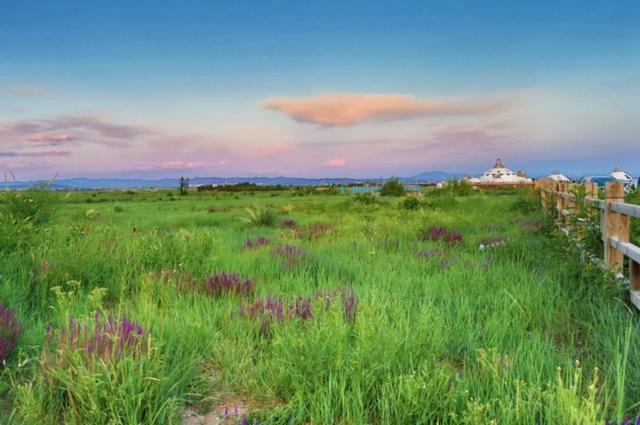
[{"left": 1, "top": 171, "right": 463, "bottom": 190}]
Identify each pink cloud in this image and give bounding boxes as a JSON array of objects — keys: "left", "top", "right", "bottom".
[
  {"left": 27, "top": 133, "right": 72, "bottom": 143},
  {"left": 1, "top": 116, "right": 155, "bottom": 144},
  {"left": 160, "top": 160, "right": 206, "bottom": 169},
  {"left": 264, "top": 93, "right": 516, "bottom": 126},
  {"left": 325, "top": 157, "right": 347, "bottom": 167}
]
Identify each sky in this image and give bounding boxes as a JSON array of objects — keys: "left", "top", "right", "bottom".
[{"left": 1, "top": 0, "right": 639, "bottom": 180}]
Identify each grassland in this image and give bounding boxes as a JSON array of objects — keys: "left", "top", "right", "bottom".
[{"left": 1, "top": 187, "right": 639, "bottom": 424}]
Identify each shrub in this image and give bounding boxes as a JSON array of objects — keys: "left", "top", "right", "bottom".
[
  {"left": 0, "top": 304, "right": 21, "bottom": 362},
  {"left": 0, "top": 185, "right": 59, "bottom": 226},
  {"left": 432, "top": 179, "right": 475, "bottom": 197},
  {"left": 511, "top": 188, "right": 539, "bottom": 214},
  {"left": 420, "top": 225, "right": 464, "bottom": 244},
  {"left": 380, "top": 178, "right": 405, "bottom": 196},
  {"left": 205, "top": 272, "right": 255, "bottom": 296},
  {"left": 113, "top": 205, "right": 124, "bottom": 213},
  {"left": 401, "top": 197, "right": 420, "bottom": 210},
  {"left": 242, "top": 206, "right": 276, "bottom": 226},
  {"left": 350, "top": 193, "right": 378, "bottom": 205}
]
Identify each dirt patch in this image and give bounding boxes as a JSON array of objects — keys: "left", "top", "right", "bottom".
[{"left": 182, "top": 394, "right": 283, "bottom": 425}]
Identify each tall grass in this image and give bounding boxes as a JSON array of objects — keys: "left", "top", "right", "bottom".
[{"left": 0, "top": 188, "right": 638, "bottom": 423}]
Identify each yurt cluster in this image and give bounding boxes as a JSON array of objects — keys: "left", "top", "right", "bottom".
[{"left": 457, "top": 158, "right": 637, "bottom": 191}]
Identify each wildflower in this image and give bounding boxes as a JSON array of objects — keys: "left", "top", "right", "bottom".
[
  {"left": 45, "top": 313, "right": 145, "bottom": 361},
  {"left": 243, "top": 236, "right": 269, "bottom": 250},
  {"left": 272, "top": 245, "right": 305, "bottom": 268},
  {"left": 240, "top": 296, "right": 313, "bottom": 334},
  {"left": 341, "top": 290, "right": 357, "bottom": 324},
  {"left": 419, "top": 226, "right": 463, "bottom": 244},
  {"left": 0, "top": 304, "right": 21, "bottom": 362},
  {"left": 205, "top": 272, "right": 255, "bottom": 297},
  {"left": 479, "top": 236, "right": 507, "bottom": 250},
  {"left": 302, "top": 223, "right": 334, "bottom": 239},
  {"left": 281, "top": 219, "right": 297, "bottom": 228}
]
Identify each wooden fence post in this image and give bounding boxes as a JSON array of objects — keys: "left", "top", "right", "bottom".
[
  {"left": 555, "top": 181, "right": 562, "bottom": 222},
  {"left": 632, "top": 260, "right": 640, "bottom": 291},
  {"left": 540, "top": 179, "right": 548, "bottom": 211},
  {"left": 604, "top": 182, "right": 628, "bottom": 271}
]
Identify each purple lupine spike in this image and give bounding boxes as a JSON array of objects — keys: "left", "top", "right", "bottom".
[
  {"left": 419, "top": 225, "right": 464, "bottom": 244},
  {"left": 205, "top": 272, "right": 255, "bottom": 297},
  {"left": 342, "top": 291, "right": 358, "bottom": 324},
  {"left": 0, "top": 304, "right": 21, "bottom": 362},
  {"left": 44, "top": 312, "right": 145, "bottom": 360}
]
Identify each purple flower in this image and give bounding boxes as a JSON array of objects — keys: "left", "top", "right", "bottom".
[
  {"left": 240, "top": 296, "right": 313, "bottom": 334},
  {"left": 419, "top": 226, "right": 463, "bottom": 244},
  {"left": 243, "top": 236, "right": 270, "bottom": 250},
  {"left": 282, "top": 219, "right": 297, "bottom": 228},
  {"left": 45, "top": 313, "right": 145, "bottom": 361},
  {"left": 0, "top": 304, "right": 21, "bottom": 362},
  {"left": 341, "top": 291, "right": 358, "bottom": 325},
  {"left": 205, "top": 272, "right": 255, "bottom": 297},
  {"left": 272, "top": 245, "right": 306, "bottom": 268}
]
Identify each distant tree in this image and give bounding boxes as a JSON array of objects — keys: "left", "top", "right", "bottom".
[
  {"left": 179, "top": 177, "right": 190, "bottom": 196},
  {"left": 380, "top": 178, "right": 405, "bottom": 197}
]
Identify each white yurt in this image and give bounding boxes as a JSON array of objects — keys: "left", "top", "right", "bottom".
[
  {"left": 548, "top": 171, "right": 570, "bottom": 182},
  {"left": 611, "top": 167, "right": 633, "bottom": 183},
  {"left": 469, "top": 159, "right": 533, "bottom": 185}
]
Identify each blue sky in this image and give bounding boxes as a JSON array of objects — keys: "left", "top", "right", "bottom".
[{"left": 1, "top": 0, "right": 639, "bottom": 178}]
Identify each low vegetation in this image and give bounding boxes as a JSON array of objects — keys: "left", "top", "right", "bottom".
[{"left": 0, "top": 185, "right": 639, "bottom": 424}]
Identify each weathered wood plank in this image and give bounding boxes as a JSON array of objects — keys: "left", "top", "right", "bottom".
[
  {"left": 609, "top": 237, "right": 640, "bottom": 265},
  {"left": 584, "top": 197, "right": 604, "bottom": 209},
  {"left": 611, "top": 202, "right": 640, "bottom": 219},
  {"left": 630, "top": 290, "right": 640, "bottom": 311}
]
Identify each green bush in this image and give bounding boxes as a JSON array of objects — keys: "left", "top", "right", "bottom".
[
  {"left": 0, "top": 186, "right": 59, "bottom": 226},
  {"left": 432, "top": 179, "right": 475, "bottom": 197},
  {"left": 0, "top": 186, "right": 59, "bottom": 253},
  {"left": 242, "top": 206, "right": 277, "bottom": 226},
  {"left": 350, "top": 192, "right": 378, "bottom": 205},
  {"left": 510, "top": 188, "right": 539, "bottom": 214},
  {"left": 380, "top": 178, "right": 405, "bottom": 197},
  {"left": 401, "top": 197, "right": 420, "bottom": 210}
]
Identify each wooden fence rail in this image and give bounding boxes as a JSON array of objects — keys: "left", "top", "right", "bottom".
[{"left": 535, "top": 179, "right": 640, "bottom": 309}]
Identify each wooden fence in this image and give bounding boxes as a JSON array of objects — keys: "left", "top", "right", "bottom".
[{"left": 535, "top": 179, "right": 640, "bottom": 309}]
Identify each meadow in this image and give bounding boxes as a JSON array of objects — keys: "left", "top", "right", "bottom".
[{"left": 1, "top": 186, "right": 639, "bottom": 424}]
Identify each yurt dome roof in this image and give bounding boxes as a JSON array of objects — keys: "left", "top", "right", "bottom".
[
  {"left": 611, "top": 167, "right": 632, "bottom": 182},
  {"left": 548, "top": 171, "right": 570, "bottom": 182},
  {"left": 476, "top": 159, "right": 532, "bottom": 183}
]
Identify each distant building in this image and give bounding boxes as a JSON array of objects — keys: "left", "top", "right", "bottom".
[
  {"left": 611, "top": 167, "right": 633, "bottom": 183},
  {"left": 548, "top": 171, "right": 570, "bottom": 182},
  {"left": 468, "top": 159, "right": 533, "bottom": 186}
]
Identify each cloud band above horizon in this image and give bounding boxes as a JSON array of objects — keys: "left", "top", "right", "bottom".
[{"left": 263, "top": 92, "right": 518, "bottom": 126}]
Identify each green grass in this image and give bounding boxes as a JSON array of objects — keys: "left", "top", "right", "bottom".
[{"left": 1, "top": 188, "right": 639, "bottom": 424}]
